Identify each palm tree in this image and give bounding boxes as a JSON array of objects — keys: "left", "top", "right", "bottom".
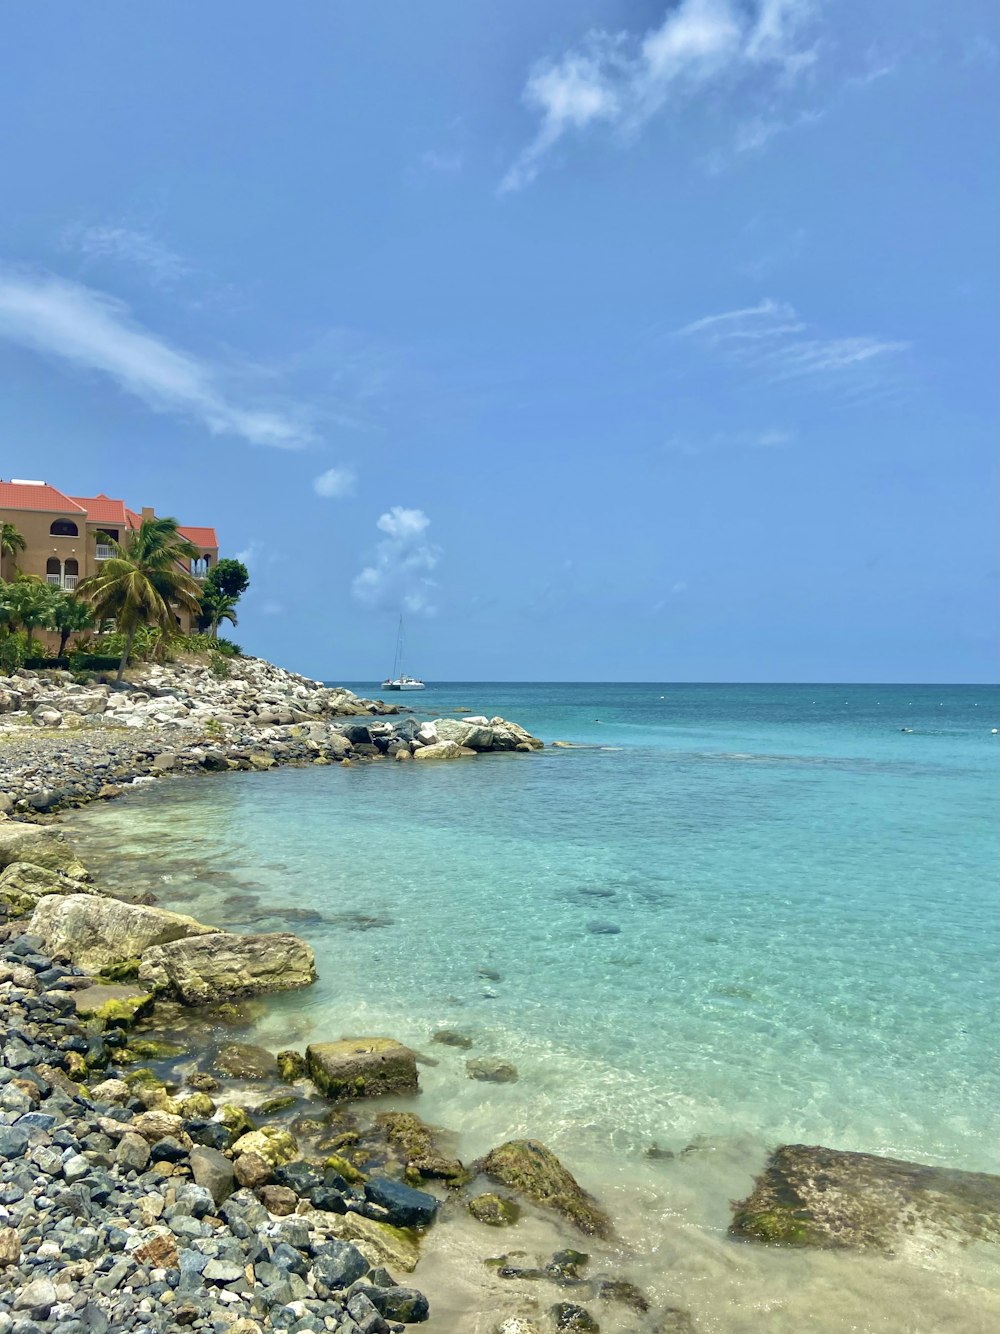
[
  {"left": 0, "top": 521, "right": 27, "bottom": 580},
  {"left": 0, "top": 576, "right": 57, "bottom": 654},
  {"left": 77, "top": 517, "right": 201, "bottom": 681},
  {"left": 200, "top": 587, "right": 239, "bottom": 639},
  {"left": 49, "top": 592, "right": 95, "bottom": 657}
]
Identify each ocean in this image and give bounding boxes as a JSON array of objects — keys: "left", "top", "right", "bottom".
[{"left": 66, "top": 682, "right": 1000, "bottom": 1332}]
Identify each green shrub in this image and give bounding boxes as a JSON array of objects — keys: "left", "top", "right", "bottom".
[
  {"left": 23, "top": 656, "right": 72, "bottom": 670},
  {"left": 0, "top": 631, "right": 29, "bottom": 674},
  {"left": 214, "top": 637, "right": 243, "bottom": 657},
  {"left": 69, "top": 652, "right": 124, "bottom": 671},
  {"left": 209, "top": 652, "right": 231, "bottom": 679}
]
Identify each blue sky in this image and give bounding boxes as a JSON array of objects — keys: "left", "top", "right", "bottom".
[{"left": 0, "top": 1, "right": 996, "bottom": 682}]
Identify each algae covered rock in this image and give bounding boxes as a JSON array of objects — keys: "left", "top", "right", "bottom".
[
  {"left": 307, "top": 1037, "right": 418, "bottom": 1099},
  {"left": 375, "top": 1111, "right": 469, "bottom": 1187},
  {"left": 230, "top": 1126, "right": 298, "bottom": 1168},
  {"left": 729, "top": 1143, "right": 1000, "bottom": 1254},
  {"left": 277, "top": 1049, "right": 307, "bottom": 1081},
  {"left": 29, "top": 894, "right": 214, "bottom": 973},
  {"left": 214, "top": 1042, "right": 278, "bottom": 1080},
  {"left": 306, "top": 1209, "right": 421, "bottom": 1273},
  {"left": 71, "top": 983, "right": 154, "bottom": 1028},
  {"left": 0, "top": 861, "right": 95, "bottom": 916},
  {"left": 479, "top": 1141, "right": 612, "bottom": 1238},
  {"left": 468, "top": 1192, "right": 521, "bottom": 1227},
  {"left": 0, "top": 823, "right": 89, "bottom": 879},
  {"left": 138, "top": 930, "right": 316, "bottom": 1003},
  {"left": 467, "top": 1058, "right": 518, "bottom": 1084}
]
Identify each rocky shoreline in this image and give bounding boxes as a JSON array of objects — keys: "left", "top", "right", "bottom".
[
  {"left": 0, "top": 659, "right": 544, "bottom": 815},
  {"left": 4, "top": 659, "right": 999, "bottom": 1334}
]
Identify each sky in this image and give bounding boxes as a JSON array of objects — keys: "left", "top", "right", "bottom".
[{"left": 0, "top": 0, "right": 996, "bottom": 683}]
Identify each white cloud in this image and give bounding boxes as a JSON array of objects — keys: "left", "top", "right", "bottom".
[
  {"left": 0, "top": 267, "right": 312, "bottom": 448},
  {"left": 675, "top": 296, "right": 908, "bottom": 386},
  {"left": 352, "top": 507, "right": 441, "bottom": 616},
  {"left": 420, "top": 150, "right": 463, "bottom": 174},
  {"left": 313, "top": 466, "right": 357, "bottom": 499},
  {"left": 62, "top": 223, "right": 191, "bottom": 288},
  {"left": 500, "top": 0, "right": 816, "bottom": 191}
]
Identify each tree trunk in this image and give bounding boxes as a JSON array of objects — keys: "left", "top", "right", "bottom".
[
  {"left": 58, "top": 630, "right": 70, "bottom": 657},
  {"left": 117, "top": 624, "right": 137, "bottom": 683}
]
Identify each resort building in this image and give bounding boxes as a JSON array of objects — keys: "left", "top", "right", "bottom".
[{"left": 0, "top": 478, "right": 219, "bottom": 630}]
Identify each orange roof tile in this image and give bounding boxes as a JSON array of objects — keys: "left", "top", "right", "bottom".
[
  {"left": 178, "top": 525, "right": 219, "bottom": 550},
  {"left": 68, "top": 493, "right": 129, "bottom": 526},
  {"left": 0, "top": 481, "right": 86, "bottom": 514}
]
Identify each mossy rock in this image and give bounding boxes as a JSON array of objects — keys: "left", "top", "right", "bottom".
[
  {"left": 179, "top": 1092, "right": 216, "bottom": 1119},
  {"left": 63, "top": 1050, "right": 88, "bottom": 1079},
  {"left": 325, "top": 1152, "right": 366, "bottom": 1185},
  {"left": 258, "top": 1094, "right": 298, "bottom": 1116},
  {"left": 306, "top": 1037, "right": 418, "bottom": 1100},
  {"left": 124, "top": 1067, "right": 165, "bottom": 1091},
  {"left": 729, "top": 1143, "right": 1000, "bottom": 1254},
  {"left": 231, "top": 1126, "right": 298, "bottom": 1168},
  {"left": 124, "top": 1038, "right": 186, "bottom": 1062},
  {"left": 479, "top": 1141, "right": 612, "bottom": 1239},
  {"left": 218, "top": 1104, "right": 257, "bottom": 1139},
  {"left": 375, "top": 1110, "right": 470, "bottom": 1187},
  {"left": 276, "top": 1049, "right": 307, "bottom": 1082},
  {"left": 99, "top": 958, "right": 142, "bottom": 982},
  {"left": 73, "top": 983, "right": 154, "bottom": 1028},
  {"left": 468, "top": 1192, "right": 521, "bottom": 1227}
]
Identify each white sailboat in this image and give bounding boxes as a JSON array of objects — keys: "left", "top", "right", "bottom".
[{"left": 381, "top": 615, "right": 426, "bottom": 691}]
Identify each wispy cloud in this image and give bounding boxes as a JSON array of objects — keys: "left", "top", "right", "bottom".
[
  {"left": 419, "top": 150, "right": 463, "bottom": 174},
  {"left": 352, "top": 506, "right": 441, "bottom": 616},
  {"left": 662, "top": 424, "right": 796, "bottom": 455},
  {"left": 500, "top": 0, "right": 817, "bottom": 192},
  {"left": 675, "top": 296, "right": 909, "bottom": 387},
  {"left": 313, "top": 466, "right": 357, "bottom": 499},
  {"left": 61, "top": 222, "right": 191, "bottom": 289},
  {"left": 0, "top": 267, "right": 312, "bottom": 448}
]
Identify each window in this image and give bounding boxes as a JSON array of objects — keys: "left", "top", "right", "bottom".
[{"left": 50, "top": 519, "right": 79, "bottom": 537}]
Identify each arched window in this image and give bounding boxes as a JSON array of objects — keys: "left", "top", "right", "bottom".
[
  {"left": 46, "top": 558, "right": 60, "bottom": 575},
  {"left": 50, "top": 519, "right": 78, "bottom": 537}
]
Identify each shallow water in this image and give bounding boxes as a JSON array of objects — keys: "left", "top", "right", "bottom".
[{"left": 66, "top": 682, "right": 1000, "bottom": 1331}]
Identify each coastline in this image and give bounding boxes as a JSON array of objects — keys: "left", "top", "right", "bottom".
[{"left": 2, "top": 663, "right": 999, "bottom": 1333}]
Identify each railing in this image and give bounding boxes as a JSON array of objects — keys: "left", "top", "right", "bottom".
[
  {"left": 46, "top": 574, "right": 61, "bottom": 586},
  {"left": 95, "top": 544, "right": 113, "bottom": 560},
  {"left": 64, "top": 574, "right": 78, "bottom": 591}
]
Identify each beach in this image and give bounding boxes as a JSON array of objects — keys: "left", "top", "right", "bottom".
[{"left": 2, "top": 667, "right": 999, "bottom": 1332}]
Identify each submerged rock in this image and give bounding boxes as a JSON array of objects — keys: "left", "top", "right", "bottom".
[
  {"left": 729, "top": 1143, "right": 1000, "bottom": 1253},
  {"left": 138, "top": 930, "right": 316, "bottom": 1002},
  {"left": 468, "top": 1192, "right": 521, "bottom": 1227},
  {"left": 375, "top": 1111, "right": 469, "bottom": 1186},
  {"left": 467, "top": 1058, "right": 519, "bottom": 1084},
  {"left": 479, "top": 1141, "right": 612, "bottom": 1239},
  {"left": 28, "top": 893, "right": 214, "bottom": 972},
  {"left": 307, "top": 1037, "right": 418, "bottom": 1099},
  {"left": 214, "top": 1042, "right": 279, "bottom": 1080}
]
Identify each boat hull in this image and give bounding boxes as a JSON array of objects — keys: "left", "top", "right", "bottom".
[{"left": 381, "top": 680, "right": 426, "bottom": 691}]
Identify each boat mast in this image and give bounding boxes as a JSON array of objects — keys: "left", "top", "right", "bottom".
[{"left": 394, "top": 614, "right": 403, "bottom": 680}]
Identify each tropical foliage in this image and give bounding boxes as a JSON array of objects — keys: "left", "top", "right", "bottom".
[
  {"left": 200, "top": 586, "right": 240, "bottom": 639},
  {"left": 198, "top": 557, "right": 249, "bottom": 633},
  {"left": 1, "top": 521, "right": 27, "bottom": 573},
  {"left": 77, "top": 517, "right": 202, "bottom": 681}
]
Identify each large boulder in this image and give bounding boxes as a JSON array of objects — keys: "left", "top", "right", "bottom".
[
  {"left": 28, "top": 894, "right": 215, "bottom": 973},
  {"left": 307, "top": 1038, "right": 418, "bottom": 1099},
  {"left": 479, "top": 1141, "right": 611, "bottom": 1238},
  {"left": 730, "top": 1144, "right": 1000, "bottom": 1254},
  {"left": 489, "top": 718, "right": 543, "bottom": 751},
  {"left": 0, "top": 862, "right": 97, "bottom": 916},
  {"left": 138, "top": 931, "right": 316, "bottom": 1003},
  {"left": 412, "top": 742, "right": 476, "bottom": 762},
  {"left": 431, "top": 718, "right": 495, "bottom": 750},
  {"left": 0, "top": 824, "right": 88, "bottom": 880}
]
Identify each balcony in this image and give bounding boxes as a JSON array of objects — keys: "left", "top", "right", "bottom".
[
  {"left": 95, "top": 544, "right": 113, "bottom": 561},
  {"left": 46, "top": 573, "right": 79, "bottom": 591}
]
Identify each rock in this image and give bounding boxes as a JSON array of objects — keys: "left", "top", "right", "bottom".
[
  {"left": 234, "top": 1150, "right": 273, "bottom": 1189},
  {"left": 133, "top": 1232, "right": 180, "bottom": 1269},
  {"left": 489, "top": 718, "right": 544, "bottom": 751},
  {"left": 0, "top": 1225, "right": 21, "bottom": 1267},
  {"left": 479, "top": 1141, "right": 612, "bottom": 1238},
  {"left": 550, "top": 1303, "right": 599, "bottom": 1332},
  {"left": 353, "top": 1282, "right": 430, "bottom": 1323},
  {"left": 214, "top": 1042, "right": 279, "bottom": 1080},
  {"left": 412, "top": 741, "right": 476, "bottom": 761},
  {"left": 312, "top": 1239, "right": 369, "bottom": 1289},
  {"left": 0, "top": 860, "right": 94, "bottom": 915},
  {"left": 467, "top": 1058, "right": 518, "bottom": 1083},
  {"left": 115, "top": 1132, "right": 152, "bottom": 1171},
  {"left": 364, "top": 1177, "right": 439, "bottom": 1228},
  {"left": 132, "top": 1109, "right": 186, "bottom": 1143},
  {"left": 729, "top": 1143, "right": 1000, "bottom": 1253},
  {"left": 28, "top": 893, "right": 215, "bottom": 972},
  {"left": 431, "top": 1029, "right": 474, "bottom": 1049},
  {"left": 0, "top": 823, "right": 88, "bottom": 878},
  {"left": 493, "top": 1321, "right": 543, "bottom": 1334},
  {"left": 90, "top": 1076, "right": 131, "bottom": 1103},
  {"left": 189, "top": 1145, "right": 235, "bottom": 1205},
  {"left": 276, "top": 1049, "right": 307, "bottom": 1081},
  {"left": 230, "top": 1127, "right": 298, "bottom": 1168},
  {"left": 307, "top": 1037, "right": 418, "bottom": 1099},
  {"left": 258, "top": 1184, "right": 298, "bottom": 1215},
  {"left": 138, "top": 930, "right": 316, "bottom": 1002},
  {"left": 13, "top": 1277, "right": 58, "bottom": 1317},
  {"left": 375, "top": 1111, "right": 469, "bottom": 1186},
  {"left": 307, "top": 1209, "right": 421, "bottom": 1273},
  {"left": 72, "top": 983, "right": 154, "bottom": 1027},
  {"left": 468, "top": 1192, "right": 521, "bottom": 1226}
]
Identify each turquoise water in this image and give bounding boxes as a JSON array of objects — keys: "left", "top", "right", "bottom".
[{"left": 68, "top": 682, "right": 1000, "bottom": 1331}]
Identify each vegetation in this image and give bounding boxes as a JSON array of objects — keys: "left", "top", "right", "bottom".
[
  {"left": 77, "top": 517, "right": 202, "bottom": 681},
  {"left": 0, "top": 515, "right": 247, "bottom": 678}
]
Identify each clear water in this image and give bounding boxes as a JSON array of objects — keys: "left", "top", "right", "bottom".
[{"left": 66, "top": 682, "right": 1000, "bottom": 1332}]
